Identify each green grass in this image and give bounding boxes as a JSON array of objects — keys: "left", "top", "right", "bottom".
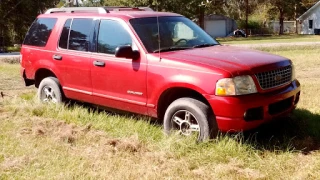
[
  {"left": 217, "top": 34, "right": 320, "bottom": 45},
  {"left": 1, "top": 46, "right": 320, "bottom": 179},
  {"left": 5, "top": 46, "right": 21, "bottom": 52}
]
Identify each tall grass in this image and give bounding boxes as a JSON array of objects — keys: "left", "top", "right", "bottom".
[{"left": 1, "top": 46, "right": 320, "bottom": 179}]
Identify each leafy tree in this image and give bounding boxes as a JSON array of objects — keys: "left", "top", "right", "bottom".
[
  {"left": 0, "top": 0, "right": 60, "bottom": 45},
  {"left": 267, "top": 0, "right": 300, "bottom": 34}
]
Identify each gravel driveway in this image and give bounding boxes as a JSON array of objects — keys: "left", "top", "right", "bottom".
[
  {"left": 0, "top": 52, "right": 20, "bottom": 59},
  {"left": 227, "top": 41, "right": 320, "bottom": 48}
]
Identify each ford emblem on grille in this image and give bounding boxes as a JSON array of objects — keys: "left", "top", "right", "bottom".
[{"left": 274, "top": 75, "right": 283, "bottom": 81}]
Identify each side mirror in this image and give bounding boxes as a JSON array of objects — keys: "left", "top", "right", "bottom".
[{"left": 115, "top": 45, "right": 140, "bottom": 60}]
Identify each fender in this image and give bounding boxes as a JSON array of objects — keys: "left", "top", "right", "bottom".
[
  {"left": 32, "top": 59, "right": 64, "bottom": 86},
  {"left": 147, "top": 73, "right": 219, "bottom": 109}
]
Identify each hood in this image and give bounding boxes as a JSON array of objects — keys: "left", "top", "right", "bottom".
[{"left": 159, "top": 45, "right": 291, "bottom": 76}]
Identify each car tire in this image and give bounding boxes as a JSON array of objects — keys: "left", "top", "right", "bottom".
[
  {"left": 163, "top": 98, "right": 218, "bottom": 141},
  {"left": 38, "top": 77, "right": 64, "bottom": 103}
]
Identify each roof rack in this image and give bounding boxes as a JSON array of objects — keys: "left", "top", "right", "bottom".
[
  {"left": 44, "top": 6, "right": 153, "bottom": 14},
  {"left": 105, "top": 6, "right": 154, "bottom": 12},
  {"left": 44, "top": 7, "right": 108, "bottom": 14}
]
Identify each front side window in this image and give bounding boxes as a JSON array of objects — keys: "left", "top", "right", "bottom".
[
  {"left": 69, "top": 18, "right": 93, "bottom": 52},
  {"left": 23, "top": 18, "right": 57, "bottom": 47},
  {"left": 98, "top": 20, "right": 132, "bottom": 54},
  {"left": 130, "top": 16, "right": 219, "bottom": 53}
]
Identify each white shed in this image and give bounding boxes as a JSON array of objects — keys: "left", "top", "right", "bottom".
[
  {"left": 297, "top": 1, "right": 320, "bottom": 35},
  {"left": 269, "top": 21, "right": 296, "bottom": 34},
  {"left": 204, "top": 15, "right": 237, "bottom": 38}
]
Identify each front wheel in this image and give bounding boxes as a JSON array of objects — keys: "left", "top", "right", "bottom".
[
  {"left": 38, "top": 77, "right": 64, "bottom": 103},
  {"left": 163, "top": 98, "right": 218, "bottom": 141}
]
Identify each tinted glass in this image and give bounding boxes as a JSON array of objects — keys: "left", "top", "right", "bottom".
[
  {"left": 98, "top": 20, "right": 132, "bottom": 54},
  {"left": 59, "top": 19, "right": 72, "bottom": 49},
  {"left": 23, "top": 18, "right": 57, "bottom": 47},
  {"left": 69, "top": 18, "right": 93, "bottom": 51},
  {"left": 130, "top": 16, "right": 219, "bottom": 53}
]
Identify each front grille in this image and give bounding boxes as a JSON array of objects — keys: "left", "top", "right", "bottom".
[{"left": 255, "top": 66, "right": 292, "bottom": 90}]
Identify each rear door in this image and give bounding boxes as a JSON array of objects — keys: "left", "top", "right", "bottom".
[
  {"left": 91, "top": 19, "right": 148, "bottom": 114},
  {"left": 21, "top": 18, "right": 57, "bottom": 79},
  {"left": 56, "top": 18, "right": 94, "bottom": 103}
]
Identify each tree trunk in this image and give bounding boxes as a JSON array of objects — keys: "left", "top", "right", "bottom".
[
  {"left": 198, "top": 6, "right": 205, "bottom": 29},
  {"left": 279, "top": 9, "right": 284, "bottom": 35},
  {"left": 245, "top": 0, "right": 249, "bottom": 37},
  {"left": 69, "top": 0, "right": 74, "bottom": 7}
]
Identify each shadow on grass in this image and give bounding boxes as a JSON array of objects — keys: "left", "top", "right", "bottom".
[
  {"left": 64, "top": 101, "right": 320, "bottom": 153},
  {"left": 65, "top": 100, "right": 156, "bottom": 122},
  {"left": 242, "top": 108, "right": 320, "bottom": 154}
]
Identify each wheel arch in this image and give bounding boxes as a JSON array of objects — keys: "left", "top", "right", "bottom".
[
  {"left": 35, "top": 68, "right": 58, "bottom": 88},
  {"left": 157, "top": 86, "right": 213, "bottom": 122}
]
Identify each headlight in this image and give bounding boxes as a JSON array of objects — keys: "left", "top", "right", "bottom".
[
  {"left": 216, "top": 75, "right": 257, "bottom": 96},
  {"left": 291, "top": 64, "right": 296, "bottom": 81}
]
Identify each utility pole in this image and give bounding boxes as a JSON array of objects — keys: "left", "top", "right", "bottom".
[
  {"left": 245, "top": 0, "right": 249, "bottom": 37},
  {"left": 69, "top": 0, "right": 73, "bottom": 7},
  {"left": 295, "top": 3, "right": 298, "bottom": 34}
]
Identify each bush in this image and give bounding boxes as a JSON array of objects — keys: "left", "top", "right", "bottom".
[{"left": 237, "top": 20, "right": 262, "bottom": 29}]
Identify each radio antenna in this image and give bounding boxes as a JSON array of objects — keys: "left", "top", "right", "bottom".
[{"left": 156, "top": 0, "right": 161, "bottom": 61}]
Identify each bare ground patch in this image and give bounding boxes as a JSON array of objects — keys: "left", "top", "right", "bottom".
[
  {"left": 15, "top": 117, "right": 146, "bottom": 154},
  {"left": 0, "top": 156, "right": 33, "bottom": 172}
]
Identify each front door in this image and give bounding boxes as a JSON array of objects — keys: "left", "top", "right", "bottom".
[{"left": 91, "top": 19, "right": 148, "bottom": 114}]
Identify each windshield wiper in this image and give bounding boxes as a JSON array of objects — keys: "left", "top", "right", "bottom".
[
  {"left": 153, "top": 47, "right": 191, "bottom": 53},
  {"left": 192, "top": 43, "right": 216, "bottom": 48}
]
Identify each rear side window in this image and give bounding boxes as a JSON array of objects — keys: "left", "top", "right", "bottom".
[
  {"left": 59, "top": 19, "right": 72, "bottom": 49},
  {"left": 68, "top": 18, "right": 93, "bottom": 52},
  {"left": 23, "top": 18, "right": 57, "bottom": 47}
]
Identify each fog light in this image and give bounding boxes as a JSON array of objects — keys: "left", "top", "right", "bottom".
[{"left": 244, "top": 107, "right": 264, "bottom": 121}]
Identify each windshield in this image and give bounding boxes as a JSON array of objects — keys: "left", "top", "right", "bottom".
[{"left": 130, "top": 16, "right": 219, "bottom": 53}]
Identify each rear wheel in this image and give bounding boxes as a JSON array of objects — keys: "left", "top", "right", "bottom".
[
  {"left": 163, "top": 98, "right": 218, "bottom": 141},
  {"left": 38, "top": 77, "right": 64, "bottom": 103}
]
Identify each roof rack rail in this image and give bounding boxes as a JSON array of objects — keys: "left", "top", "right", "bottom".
[
  {"left": 105, "top": 6, "right": 154, "bottom": 11},
  {"left": 44, "top": 7, "right": 108, "bottom": 14}
]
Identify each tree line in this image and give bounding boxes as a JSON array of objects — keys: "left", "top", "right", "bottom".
[{"left": 0, "top": 0, "right": 318, "bottom": 46}]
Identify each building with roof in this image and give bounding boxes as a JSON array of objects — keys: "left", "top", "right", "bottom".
[
  {"left": 204, "top": 14, "right": 237, "bottom": 38},
  {"left": 297, "top": 1, "right": 320, "bottom": 35}
]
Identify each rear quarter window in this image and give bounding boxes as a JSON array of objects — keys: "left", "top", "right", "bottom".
[{"left": 23, "top": 18, "right": 57, "bottom": 47}]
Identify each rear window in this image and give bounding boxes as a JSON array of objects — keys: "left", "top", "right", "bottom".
[{"left": 23, "top": 18, "right": 57, "bottom": 47}]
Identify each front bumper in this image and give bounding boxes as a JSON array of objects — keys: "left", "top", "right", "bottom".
[{"left": 206, "top": 80, "right": 301, "bottom": 132}]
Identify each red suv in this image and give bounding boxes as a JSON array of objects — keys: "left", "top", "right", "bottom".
[{"left": 20, "top": 7, "right": 301, "bottom": 141}]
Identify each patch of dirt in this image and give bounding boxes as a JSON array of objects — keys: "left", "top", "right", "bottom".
[
  {"left": 17, "top": 119, "right": 89, "bottom": 143},
  {"left": 0, "top": 156, "right": 32, "bottom": 171},
  {"left": 106, "top": 135, "right": 145, "bottom": 153},
  {"left": 28, "top": 120, "right": 93, "bottom": 144},
  {"left": 17, "top": 118, "right": 146, "bottom": 154},
  {"left": 212, "top": 158, "right": 266, "bottom": 179}
]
